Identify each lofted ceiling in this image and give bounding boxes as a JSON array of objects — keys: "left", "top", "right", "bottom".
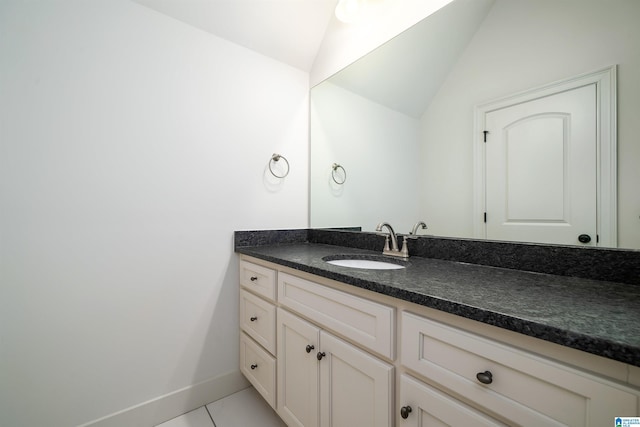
[{"left": 131, "top": 0, "right": 337, "bottom": 72}]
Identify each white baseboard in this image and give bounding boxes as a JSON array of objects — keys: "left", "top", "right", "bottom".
[{"left": 77, "top": 371, "right": 250, "bottom": 427}]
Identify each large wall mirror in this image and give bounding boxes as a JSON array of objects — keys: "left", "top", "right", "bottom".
[{"left": 310, "top": 0, "right": 640, "bottom": 250}]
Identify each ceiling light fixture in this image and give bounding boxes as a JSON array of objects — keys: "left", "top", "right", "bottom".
[{"left": 335, "top": 0, "right": 360, "bottom": 23}]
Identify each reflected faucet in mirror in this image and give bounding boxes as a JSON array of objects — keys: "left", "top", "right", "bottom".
[{"left": 409, "top": 221, "right": 428, "bottom": 237}]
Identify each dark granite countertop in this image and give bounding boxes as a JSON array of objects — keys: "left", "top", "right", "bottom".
[{"left": 236, "top": 242, "right": 640, "bottom": 367}]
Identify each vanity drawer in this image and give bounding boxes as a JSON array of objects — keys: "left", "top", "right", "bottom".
[
  {"left": 240, "top": 260, "right": 276, "bottom": 302},
  {"left": 240, "top": 332, "right": 277, "bottom": 409},
  {"left": 401, "top": 312, "right": 638, "bottom": 426},
  {"left": 240, "top": 289, "right": 276, "bottom": 355},
  {"left": 278, "top": 272, "right": 395, "bottom": 360}
]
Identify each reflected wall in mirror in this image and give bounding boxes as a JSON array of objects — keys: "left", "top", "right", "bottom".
[{"left": 310, "top": 0, "right": 640, "bottom": 249}]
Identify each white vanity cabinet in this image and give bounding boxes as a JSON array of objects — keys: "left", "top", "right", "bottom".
[
  {"left": 239, "top": 255, "right": 640, "bottom": 427},
  {"left": 239, "top": 260, "right": 278, "bottom": 409},
  {"left": 277, "top": 273, "right": 395, "bottom": 427}
]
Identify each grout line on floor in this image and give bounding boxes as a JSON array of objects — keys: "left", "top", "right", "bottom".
[{"left": 205, "top": 404, "right": 216, "bottom": 427}]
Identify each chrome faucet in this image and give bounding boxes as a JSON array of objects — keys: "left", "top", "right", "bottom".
[
  {"left": 376, "top": 222, "right": 399, "bottom": 251},
  {"left": 375, "top": 222, "right": 409, "bottom": 258},
  {"left": 409, "top": 221, "right": 428, "bottom": 237}
]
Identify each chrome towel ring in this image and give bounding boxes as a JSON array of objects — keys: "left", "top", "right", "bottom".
[
  {"left": 269, "top": 153, "right": 290, "bottom": 178},
  {"left": 331, "top": 163, "right": 346, "bottom": 185}
]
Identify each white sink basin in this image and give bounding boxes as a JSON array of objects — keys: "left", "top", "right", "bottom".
[{"left": 324, "top": 257, "right": 406, "bottom": 270}]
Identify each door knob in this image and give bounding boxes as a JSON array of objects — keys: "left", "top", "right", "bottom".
[
  {"left": 305, "top": 344, "right": 315, "bottom": 353},
  {"left": 316, "top": 352, "right": 326, "bottom": 360},
  {"left": 400, "top": 406, "right": 412, "bottom": 419},
  {"left": 578, "top": 234, "right": 591, "bottom": 243}
]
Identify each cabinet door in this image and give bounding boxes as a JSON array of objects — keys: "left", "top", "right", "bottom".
[
  {"left": 277, "top": 308, "right": 320, "bottom": 427},
  {"left": 399, "top": 374, "right": 506, "bottom": 427},
  {"left": 319, "top": 331, "right": 394, "bottom": 427}
]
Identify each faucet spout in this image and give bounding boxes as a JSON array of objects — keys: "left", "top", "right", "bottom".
[
  {"left": 375, "top": 222, "right": 399, "bottom": 253},
  {"left": 410, "top": 221, "right": 428, "bottom": 236}
]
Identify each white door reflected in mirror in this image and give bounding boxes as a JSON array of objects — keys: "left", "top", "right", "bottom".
[
  {"left": 484, "top": 85, "right": 597, "bottom": 246},
  {"left": 475, "top": 66, "right": 616, "bottom": 247}
]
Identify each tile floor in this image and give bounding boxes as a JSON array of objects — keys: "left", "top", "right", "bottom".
[{"left": 155, "top": 386, "right": 286, "bottom": 427}]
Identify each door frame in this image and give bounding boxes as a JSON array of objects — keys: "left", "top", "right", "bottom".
[{"left": 473, "top": 65, "right": 617, "bottom": 247}]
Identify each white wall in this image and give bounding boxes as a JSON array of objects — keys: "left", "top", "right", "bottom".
[
  {"left": 419, "top": 0, "right": 640, "bottom": 248},
  {"left": 310, "top": 82, "right": 420, "bottom": 232},
  {"left": 0, "top": 1, "right": 308, "bottom": 426}
]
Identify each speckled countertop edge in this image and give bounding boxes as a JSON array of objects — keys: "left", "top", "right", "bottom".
[{"left": 236, "top": 242, "right": 640, "bottom": 367}]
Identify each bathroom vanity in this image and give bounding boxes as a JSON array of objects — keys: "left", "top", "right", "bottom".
[{"left": 235, "top": 230, "right": 640, "bottom": 426}]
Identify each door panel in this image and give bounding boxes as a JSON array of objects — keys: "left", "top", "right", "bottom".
[
  {"left": 485, "top": 84, "right": 597, "bottom": 245},
  {"left": 505, "top": 114, "right": 567, "bottom": 221}
]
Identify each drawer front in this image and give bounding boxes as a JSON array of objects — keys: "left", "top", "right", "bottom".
[
  {"left": 399, "top": 374, "right": 506, "bottom": 426},
  {"left": 279, "top": 272, "right": 394, "bottom": 360},
  {"left": 240, "top": 289, "right": 276, "bottom": 355},
  {"left": 240, "top": 260, "right": 276, "bottom": 302},
  {"left": 401, "top": 312, "right": 639, "bottom": 426},
  {"left": 240, "top": 332, "right": 277, "bottom": 409}
]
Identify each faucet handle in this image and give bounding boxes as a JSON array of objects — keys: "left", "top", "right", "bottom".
[
  {"left": 382, "top": 235, "right": 391, "bottom": 252},
  {"left": 400, "top": 236, "right": 410, "bottom": 258}
]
